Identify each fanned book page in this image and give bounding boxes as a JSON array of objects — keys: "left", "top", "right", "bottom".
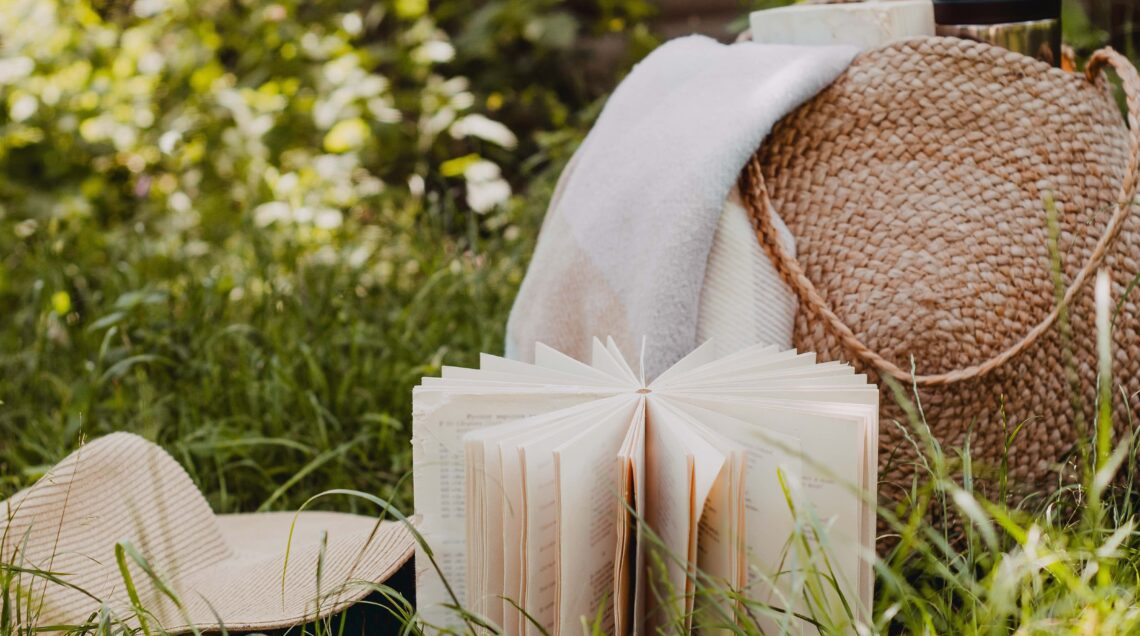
[{"left": 412, "top": 338, "right": 878, "bottom": 635}]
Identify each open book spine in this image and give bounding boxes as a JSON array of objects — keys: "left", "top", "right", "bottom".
[{"left": 413, "top": 339, "right": 878, "bottom": 635}]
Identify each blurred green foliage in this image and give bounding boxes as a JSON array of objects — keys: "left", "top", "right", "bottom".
[
  {"left": 0, "top": 0, "right": 653, "bottom": 231},
  {"left": 0, "top": 0, "right": 656, "bottom": 510}
]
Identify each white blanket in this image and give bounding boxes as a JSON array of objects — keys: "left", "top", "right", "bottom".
[{"left": 506, "top": 35, "right": 857, "bottom": 378}]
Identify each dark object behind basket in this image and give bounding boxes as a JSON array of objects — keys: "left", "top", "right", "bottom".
[{"left": 934, "top": 0, "right": 1062, "bottom": 66}]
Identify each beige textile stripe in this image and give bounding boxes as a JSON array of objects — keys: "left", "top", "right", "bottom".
[
  {"left": 697, "top": 193, "right": 797, "bottom": 355},
  {"left": 1, "top": 433, "right": 231, "bottom": 630},
  {"left": 169, "top": 514, "right": 413, "bottom": 633}
]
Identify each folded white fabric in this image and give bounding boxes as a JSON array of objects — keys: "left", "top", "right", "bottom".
[
  {"left": 697, "top": 192, "right": 798, "bottom": 361},
  {"left": 506, "top": 35, "right": 857, "bottom": 378}
]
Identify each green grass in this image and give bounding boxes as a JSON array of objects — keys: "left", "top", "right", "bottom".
[
  {"left": 0, "top": 172, "right": 556, "bottom": 516},
  {"left": 7, "top": 183, "right": 1140, "bottom": 635},
  {"left": 0, "top": 159, "right": 558, "bottom": 633},
  {"left": 7, "top": 351, "right": 1140, "bottom": 636}
]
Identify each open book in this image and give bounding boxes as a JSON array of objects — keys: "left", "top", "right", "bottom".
[{"left": 412, "top": 339, "right": 877, "bottom": 634}]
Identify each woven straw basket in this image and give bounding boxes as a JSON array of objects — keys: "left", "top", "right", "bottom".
[{"left": 739, "top": 37, "right": 1140, "bottom": 495}]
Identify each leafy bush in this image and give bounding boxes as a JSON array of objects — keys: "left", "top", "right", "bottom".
[{"left": 0, "top": 0, "right": 654, "bottom": 508}]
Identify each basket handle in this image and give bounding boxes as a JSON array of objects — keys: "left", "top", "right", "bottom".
[{"left": 740, "top": 47, "right": 1140, "bottom": 387}]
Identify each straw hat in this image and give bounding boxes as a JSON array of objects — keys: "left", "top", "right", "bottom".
[{"left": 0, "top": 433, "right": 416, "bottom": 633}]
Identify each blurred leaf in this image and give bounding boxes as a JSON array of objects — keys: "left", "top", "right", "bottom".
[
  {"left": 440, "top": 153, "right": 481, "bottom": 177},
  {"left": 395, "top": 0, "right": 428, "bottom": 20},
  {"left": 323, "top": 118, "right": 370, "bottom": 153},
  {"left": 523, "top": 12, "right": 579, "bottom": 50},
  {"left": 50, "top": 291, "right": 71, "bottom": 316}
]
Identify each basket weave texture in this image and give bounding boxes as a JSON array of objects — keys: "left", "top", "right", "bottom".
[{"left": 740, "top": 37, "right": 1140, "bottom": 494}]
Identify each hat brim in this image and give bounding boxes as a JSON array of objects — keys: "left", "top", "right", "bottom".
[{"left": 155, "top": 511, "right": 415, "bottom": 634}]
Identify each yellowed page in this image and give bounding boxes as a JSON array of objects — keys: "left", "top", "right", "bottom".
[
  {"left": 592, "top": 337, "right": 639, "bottom": 384},
  {"left": 659, "top": 360, "right": 847, "bottom": 390},
  {"left": 668, "top": 396, "right": 874, "bottom": 632},
  {"left": 477, "top": 352, "right": 621, "bottom": 387},
  {"left": 605, "top": 336, "right": 638, "bottom": 381},
  {"left": 693, "top": 451, "right": 746, "bottom": 635},
  {"left": 552, "top": 398, "right": 644, "bottom": 635},
  {"left": 613, "top": 409, "right": 644, "bottom": 636},
  {"left": 535, "top": 342, "right": 628, "bottom": 383},
  {"left": 516, "top": 398, "right": 642, "bottom": 635},
  {"left": 649, "top": 401, "right": 748, "bottom": 634},
  {"left": 413, "top": 389, "right": 615, "bottom": 629},
  {"left": 647, "top": 339, "right": 720, "bottom": 386},
  {"left": 860, "top": 415, "right": 878, "bottom": 616},
  {"left": 464, "top": 440, "right": 487, "bottom": 618},
  {"left": 498, "top": 415, "right": 597, "bottom": 633},
  {"left": 463, "top": 398, "right": 624, "bottom": 627},
  {"left": 650, "top": 347, "right": 802, "bottom": 389},
  {"left": 475, "top": 397, "right": 627, "bottom": 634},
  {"left": 654, "top": 399, "right": 803, "bottom": 628},
  {"left": 642, "top": 399, "right": 726, "bottom": 633},
  {"left": 498, "top": 429, "right": 527, "bottom": 634}
]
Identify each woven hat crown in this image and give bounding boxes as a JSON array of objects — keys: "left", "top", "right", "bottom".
[
  {"left": 2, "top": 433, "right": 230, "bottom": 623},
  {"left": 1, "top": 434, "right": 415, "bottom": 633}
]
